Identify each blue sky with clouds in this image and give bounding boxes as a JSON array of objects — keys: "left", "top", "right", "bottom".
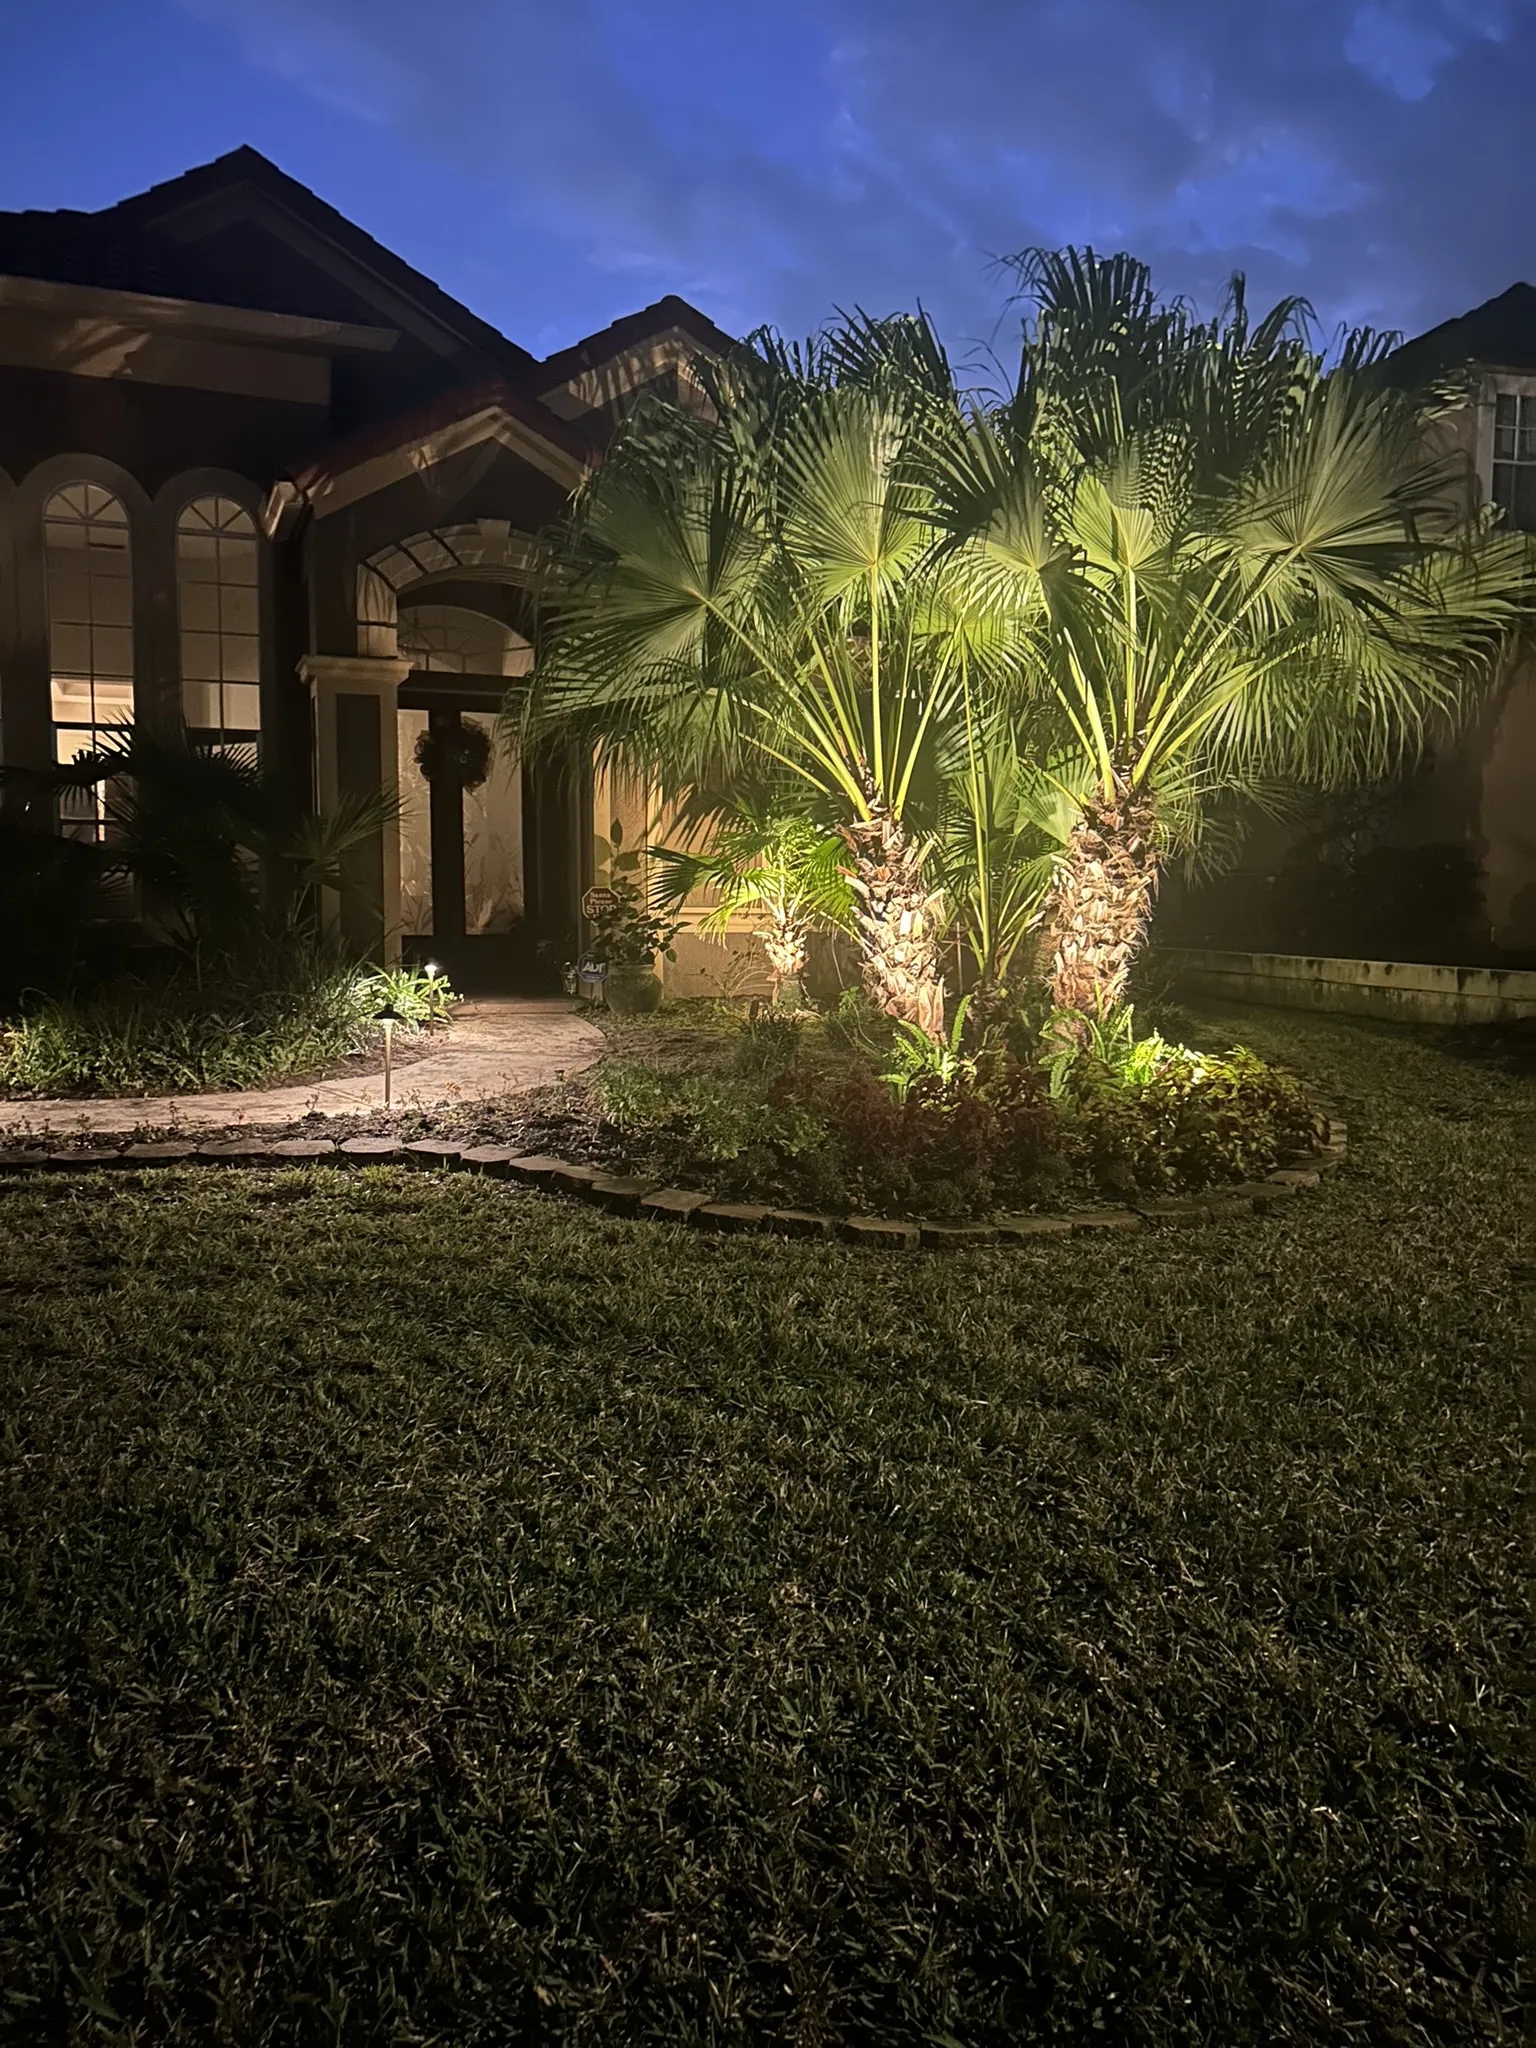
[{"left": 3, "top": 0, "right": 1530, "bottom": 361}]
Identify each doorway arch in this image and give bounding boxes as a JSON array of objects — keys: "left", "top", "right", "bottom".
[{"left": 360, "top": 541, "right": 581, "bottom": 990}]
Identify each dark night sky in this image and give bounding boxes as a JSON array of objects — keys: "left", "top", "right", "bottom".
[{"left": 4, "top": 0, "right": 1531, "bottom": 361}]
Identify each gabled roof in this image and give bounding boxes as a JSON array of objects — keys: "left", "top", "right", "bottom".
[
  {"left": 1391, "top": 282, "right": 1536, "bottom": 381},
  {"left": 530, "top": 292, "right": 737, "bottom": 395},
  {"left": 94, "top": 146, "right": 538, "bottom": 380},
  {"left": 272, "top": 373, "right": 596, "bottom": 528},
  {"left": 5, "top": 146, "right": 740, "bottom": 523},
  {"left": 1, "top": 148, "right": 736, "bottom": 417}
]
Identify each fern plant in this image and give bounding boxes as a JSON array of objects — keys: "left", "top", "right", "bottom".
[
  {"left": 1041, "top": 998, "right": 1181, "bottom": 1099},
  {"left": 880, "top": 994, "right": 978, "bottom": 1103}
]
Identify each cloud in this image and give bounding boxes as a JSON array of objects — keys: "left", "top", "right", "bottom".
[
  {"left": 178, "top": 0, "right": 417, "bottom": 126},
  {"left": 178, "top": 0, "right": 1535, "bottom": 351}
]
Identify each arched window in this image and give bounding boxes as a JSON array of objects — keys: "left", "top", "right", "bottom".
[
  {"left": 177, "top": 496, "right": 260, "bottom": 745},
  {"left": 46, "top": 483, "right": 134, "bottom": 840},
  {"left": 397, "top": 604, "right": 532, "bottom": 676}
]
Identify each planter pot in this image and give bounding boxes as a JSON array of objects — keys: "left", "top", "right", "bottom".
[{"left": 604, "top": 962, "right": 663, "bottom": 1015}]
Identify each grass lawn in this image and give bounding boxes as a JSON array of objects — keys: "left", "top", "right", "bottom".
[{"left": 0, "top": 1007, "right": 1527, "bottom": 2046}]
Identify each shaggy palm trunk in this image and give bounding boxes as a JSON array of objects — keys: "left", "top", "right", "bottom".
[
  {"left": 841, "top": 805, "right": 946, "bottom": 1037},
  {"left": 1045, "top": 782, "right": 1160, "bottom": 1032},
  {"left": 760, "top": 917, "right": 809, "bottom": 1006}
]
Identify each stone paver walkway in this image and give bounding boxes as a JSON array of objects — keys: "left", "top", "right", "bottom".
[{"left": 0, "top": 999, "right": 606, "bottom": 1137}]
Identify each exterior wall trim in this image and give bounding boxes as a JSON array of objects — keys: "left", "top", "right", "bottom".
[
  {"left": 0, "top": 272, "right": 398, "bottom": 352},
  {"left": 305, "top": 406, "right": 587, "bottom": 518}
]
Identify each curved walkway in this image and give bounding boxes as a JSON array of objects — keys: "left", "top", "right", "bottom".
[{"left": 0, "top": 999, "right": 606, "bottom": 1138}]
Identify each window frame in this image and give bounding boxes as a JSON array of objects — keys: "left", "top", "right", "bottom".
[
  {"left": 175, "top": 493, "right": 263, "bottom": 752},
  {"left": 43, "top": 480, "right": 136, "bottom": 843},
  {"left": 1478, "top": 370, "right": 1536, "bottom": 534}
]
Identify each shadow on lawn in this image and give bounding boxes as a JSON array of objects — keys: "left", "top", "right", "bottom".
[{"left": 1430, "top": 1016, "right": 1536, "bottom": 1077}]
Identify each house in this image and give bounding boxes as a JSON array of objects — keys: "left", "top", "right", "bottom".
[
  {"left": 1, "top": 147, "right": 1531, "bottom": 986},
  {"left": 0, "top": 145, "right": 746, "bottom": 993},
  {"left": 1383, "top": 282, "right": 1536, "bottom": 959}
]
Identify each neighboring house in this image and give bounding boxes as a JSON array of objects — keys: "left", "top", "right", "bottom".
[
  {"left": 0, "top": 146, "right": 744, "bottom": 993},
  {"left": 1384, "top": 283, "right": 1536, "bottom": 958},
  {"left": 1161, "top": 282, "right": 1536, "bottom": 965}
]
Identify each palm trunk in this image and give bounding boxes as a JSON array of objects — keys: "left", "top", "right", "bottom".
[
  {"left": 841, "top": 805, "right": 946, "bottom": 1037},
  {"left": 760, "top": 917, "right": 809, "bottom": 1006},
  {"left": 1045, "top": 782, "right": 1160, "bottom": 1030}
]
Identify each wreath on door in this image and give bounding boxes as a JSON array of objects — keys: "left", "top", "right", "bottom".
[{"left": 414, "top": 721, "right": 492, "bottom": 791}]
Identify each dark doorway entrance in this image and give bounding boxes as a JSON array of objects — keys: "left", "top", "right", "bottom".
[{"left": 397, "top": 674, "right": 585, "bottom": 994}]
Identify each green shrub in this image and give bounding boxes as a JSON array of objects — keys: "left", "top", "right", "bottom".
[
  {"left": 0, "top": 957, "right": 458, "bottom": 1099},
  {"left": 1059, "top": 1040, "right": 1326, "bottom": 1191},
  {"left": 881, "top": 994, "right": 979, "bottom": 1102},
  {"left": 596, "top": 1063, "right": 826, "bottom": 1167},
  {"left": 358, "top": 962, "right": 459, "bottom": 1031},
  {"left": 775, "top": 1047, "right": 1065, "bottom": 1215}
]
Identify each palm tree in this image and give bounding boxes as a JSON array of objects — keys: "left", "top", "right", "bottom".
[
  {"left": 522, "top": 330, "right": 1003, "bottom": 1035},
  {"left": 525, "top": 258, "right": 1533, "bottom": 1037},
  {"left": 649, "top": 808, "right": 853, "bottom": 1004},
  {"left": 923, "top": 252, "right": 1535, "bottom": 1023},
  {"left": 1, "top": 722, "right": 400, "bottom": 964}
]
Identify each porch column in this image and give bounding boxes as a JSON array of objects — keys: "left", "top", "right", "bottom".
[{"left": 299, "top": 653, "right": 410, "bottom": 964}]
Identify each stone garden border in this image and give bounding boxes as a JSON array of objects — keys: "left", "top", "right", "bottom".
[{"left": 0, "top": 1108, "right": 1349, "bottom": 1249}]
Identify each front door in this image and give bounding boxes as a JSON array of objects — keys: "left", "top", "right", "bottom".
[{"left": 397, "top": 701, "right": 581, "bottom": 992}]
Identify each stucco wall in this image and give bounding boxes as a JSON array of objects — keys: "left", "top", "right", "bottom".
[
  {"left": 662, "top": 928, "right": 773, "bottom": 999},
  {"left": 1478, "top": 659, "right": 1536, "bottom": 951}
]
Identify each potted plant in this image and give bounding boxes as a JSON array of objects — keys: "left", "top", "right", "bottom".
[{"left": 585, "top": 828, "right": 681, "bottom": 1014}]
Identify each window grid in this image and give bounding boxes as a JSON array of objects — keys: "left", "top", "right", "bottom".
[
  {"left": 397, "top": 604, "right": 532, "bottom": 676},
  {"left": 45, "top": 482, "right": 134, "bottom": 842},
  {"left": 1492, "top": 392, "right": 1536, "bottom": 533},
  {"left": 177, "top": 495, "right": 261, "bottom": 745}
]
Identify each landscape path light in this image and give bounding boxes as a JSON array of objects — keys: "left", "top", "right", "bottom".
[{"left": 375, "top": 1001, "right": 406, "bottom": 1108}]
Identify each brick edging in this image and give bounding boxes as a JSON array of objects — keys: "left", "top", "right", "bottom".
[{"left": 0, "top": 1108, "right": 1349, "bottom": 1249}]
